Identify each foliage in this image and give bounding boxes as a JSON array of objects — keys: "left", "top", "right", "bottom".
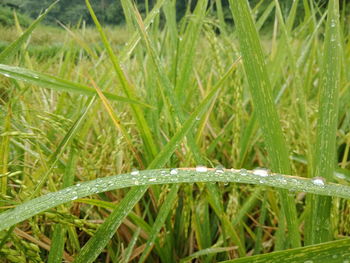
[
  {"left": 0, "top": 5, "right": 32, "bottom": 27},
  {"left": 0, "top": 0, "right": 349, "bottom": 262}
]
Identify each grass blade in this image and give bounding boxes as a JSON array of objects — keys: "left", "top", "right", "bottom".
[
  {"left": 220, "top": 238, "right": 350, "bottom": 263},
  {"left": 228, "top": 0, "right": 300, "bottom": 248},
  {"left": 121, "top": 227, "right": 141, "bottom": 263},
  {"left": 47, "top": 224, "right": 66, "bottom": 263},
  {"left": 0, "top": 106, "right": 11, "bottom": 196},
  {"left": 2, "top": 168, "right": 350, "bottom": 233},
  {"left": 138, "top": 184, "right": 180, "bottom": 262},
  {"left": 306, "top": 0, "right": 341, "bottom": 245},
  {"left": 0, "top": 64, "right": 148, "bottom": 106}
]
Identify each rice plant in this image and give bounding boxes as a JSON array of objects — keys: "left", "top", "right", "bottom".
[{"left": 0, "top": 0, "right": 349, "bottom": 262}]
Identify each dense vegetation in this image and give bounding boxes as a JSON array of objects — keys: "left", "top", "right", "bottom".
[
  {"left": 1, "top": 0, "right": 346, "bottom": 26},
  {"left": 0, "top": 0, "right": 350, "bottom": 262}
]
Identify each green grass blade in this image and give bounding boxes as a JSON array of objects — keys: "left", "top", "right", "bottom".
[
  {"left": 47, "top": 224, "right": 66, "bottom": 263},
  {"left": 2, "top": 169, "right": 350, "bottom": 233},
  {"left": 119, "top": 0, "right": 167, "bottom": 62},
  {"left": 220, "top": 238, "right": 350, "bottom": 263},
  {"left": 72, "top": 186, "right": 147, "bottom": 263},
  {"left": 138, "top": 184, "right": 180, "bottom": 263},
  {"left": 0, "top": 1, "right": 58, "bottom": 63},
  {"left": 0, "top": 106, "right": 11, "bottom": 196},
  {"left": 206, "top": 184, "right": 246, "bottom": 256},
  {"left": 0, "top": 64, "right": 148, "bottom": 106},
  {"left": 175, "top": 0, "right": 208, "bottom": 101},
  {"left": 121, "top": 227, "right": 141, "bottom": 263},
  {"left": 228, "top": 0, "right": 300, "bottom": 248},
  {"left": 306, "top": 0, "right": 341, "bottom": 245}
]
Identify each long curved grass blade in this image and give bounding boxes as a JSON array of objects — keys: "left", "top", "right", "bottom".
[
  {"left": 0, "top": 1, "right": 59, "bottom": 62},
  {"left": 0, "top": 64, "right": 148, "bottom": 106},
  {"left": 307, "top": 0, "right": 341, "bottom": 245},
  {"left": 220, "top": 238, "right": 350, "bottom": 263},
  {"left": 228, "top": 0, "right": 300, "bottom": 248},
  {"left": 2, "top": 168, "right": 350, "bottom": 233}
]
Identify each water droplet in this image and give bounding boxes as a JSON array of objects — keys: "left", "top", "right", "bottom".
[
  {"left": 134, "top": 180, "right": 139, "bottom": 185},
  {"left": 330, "top": 20, "right": 336, "bottom": 27},
  {"left": 149, "top": 178, "right": 156, "bottom": 182},
  {"left": 76, "top": 183, "right": 81, "bottom": 186},
  {"left": 3, "top": 73, "right": 10, "bottom": 78},
  {"left": 335, "top": 172, "right": 346, "bottom": 179},
  {"left": 239, "top": 168, "right": 248, "bottom": 175},
  {"left": 71, "top": 195, "right": 78, "bottom": 200},
  {"left": 196, "top": 165, "right": 207, "bottom": 172},
  {"left": 170, "top": 168, "right": 178, "bottom": 175},
  {"left": 279, "top": 178, "right": 287, "bottom": 184},
  {"left": 215, "top": 165, "right": 225, "bottom": 174},
  {"left": 131, "top": 169, "right": 139, "bottom": 176},
  {"left": 195, "top": 116, "right": 200, "bottom": 121},
  {"left": 252, "top": 168, "right": 270, "bottom": 177},
  {"left": 312, "top": 177, "right": 326, "bottom": 186}
]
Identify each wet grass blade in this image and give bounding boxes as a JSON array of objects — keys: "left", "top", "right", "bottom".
[
  {"left": 220, "top": 238, "right": 350, "bottom": 263},
  {"left": 228, "top": 0, "right": 300, "bottom": 248},
  {"left": 3, "top": 169, "right": 350, "bottom": 233},
  {"left": 306, "top": 0, "right": 341, "bottom": 245},
  {"left": 47, "top": 224, "right": 66, "bottom": 263}
]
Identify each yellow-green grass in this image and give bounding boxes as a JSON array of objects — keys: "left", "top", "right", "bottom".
[{"left": 0, "top": 0, "right": 349, "bottom": 262}]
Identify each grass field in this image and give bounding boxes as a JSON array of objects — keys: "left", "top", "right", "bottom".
[{"left": 0, "top": 0, "right": 350, "bottom": 262}]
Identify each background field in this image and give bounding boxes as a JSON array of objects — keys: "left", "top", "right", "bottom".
[{"left": 0, "top": 0, "right": 350, "bottom": 262}]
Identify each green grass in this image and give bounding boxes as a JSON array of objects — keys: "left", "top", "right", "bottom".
[{"left": 0, "top": 0, "right": 349, "bottom": 262}]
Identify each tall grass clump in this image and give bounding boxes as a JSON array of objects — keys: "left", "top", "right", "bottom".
[{"left": 0, "top": 0, "right": 349, "bottom": 262}]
